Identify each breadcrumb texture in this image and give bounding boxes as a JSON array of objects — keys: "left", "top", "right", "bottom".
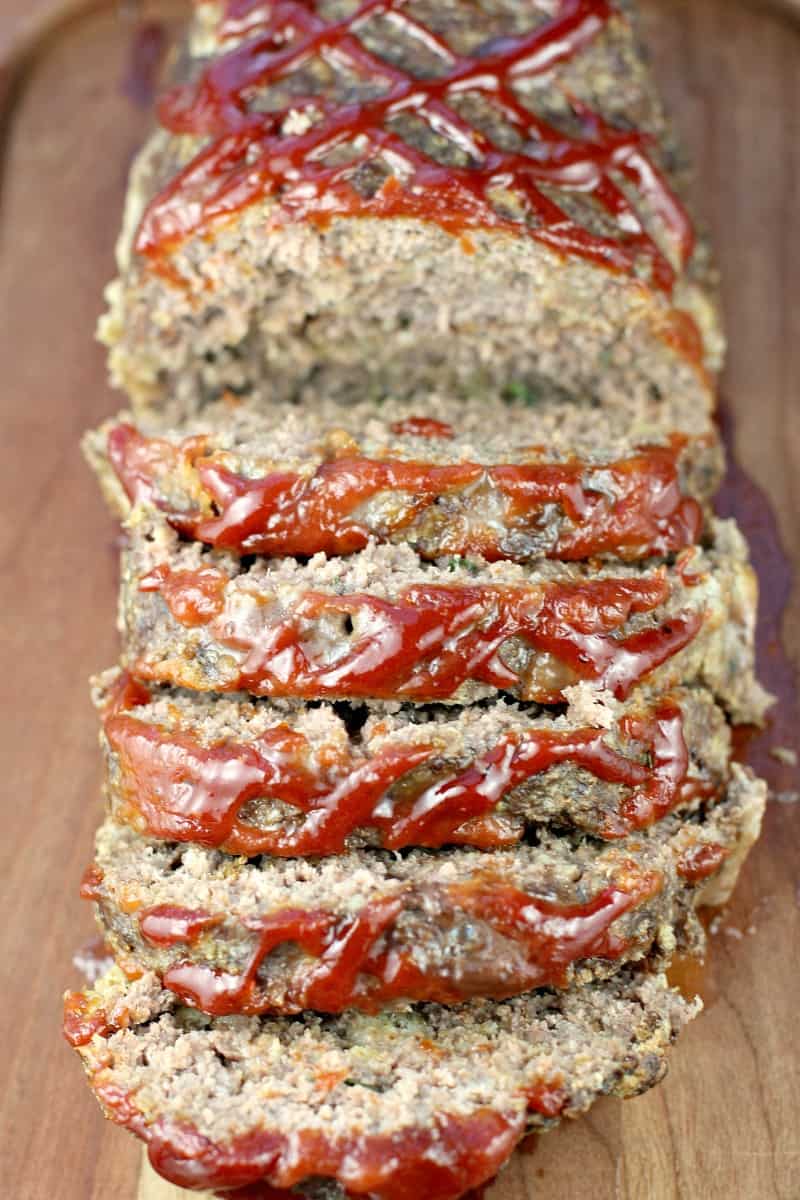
[
  {"left": 87, "top": 768, "right": 765, "bottom": 1014},
  {"left": 99, "top": 0, "right": 723, "bottom": 420},
  {"left": 118, "top": 513, "right": 772, "bottom": 722},
  {"left": 67, "top": 963, "right": 698, "bottom": 1198}
]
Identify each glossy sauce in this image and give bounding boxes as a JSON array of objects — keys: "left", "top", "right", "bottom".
[
  {"left": 139, "top": 906, "right": 223, "bottom": 947},
  {"left": 137, "top": 0, "right": 694, "bottom": 299},
  {"left": 139, "top": 562, "right": 227, "bottom": 625},
  {"left": 79, "top": 864, "right": 105, "bottom": 902},
  {"left": 109, "top": 423, "right": 702, "bottom": 562},
  {"left": 68, "top": 1066, "right": 526, "bottom": 1200},
  {"left": 138, "top": 567, "right": 703, "bottom": 702},
  {"left": 105, "top": 679, "right": 712, "bottom": 852},
  {"left": 63, "top": 992, "right": 114, "bottom": 1046},
  {"left": 390, "top": 417, "right": 455, "bottom": 439},
  {"left": 676, "top": 842, "right": 728, "bottom": 884},
  {"left": 153, "top": 873, "right": 660, "bottom": 1015}
]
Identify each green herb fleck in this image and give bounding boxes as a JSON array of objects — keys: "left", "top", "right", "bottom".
[
  {"left": 448, "top": 556, "right": 481, "bottom": 575},
  {"left": 503, "top": 380, "right": 542, "bottom": 407}
]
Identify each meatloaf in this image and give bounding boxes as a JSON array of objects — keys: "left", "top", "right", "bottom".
[
  {"left": 85, "top": 394, "right": 723, "bottom": 564},
  {"left": 120, "top": 511, "right": 771, "bottom": 721},
  {"left": 99, "top": 0, "right": 723, "bottom": 419},
  {"left": 83, "top": 771, "right": 764, "bottom": 1016},
  {"left": 95, "top": 667, "right": 733, "bottom": 852},
  {"left": 65, "top": 962, "right": 696, "bottom": 1199}
]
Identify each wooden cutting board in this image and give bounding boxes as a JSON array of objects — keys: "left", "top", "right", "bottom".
[{"left": 0, "top": 2, "right": 798, "bottom": 1198}]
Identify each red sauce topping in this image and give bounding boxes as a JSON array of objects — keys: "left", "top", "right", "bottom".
[
  {"left": 139, "top": 562, "right": 227, "bottom": 625},
  {"left": 104, "top": 679, "right": 712, "bottom": 852},
  {"left": 81, "top": 1074, "right": 525, "bottom": 1200},
  {"left": 63, "top": 992, "right": 113, "bottom": 1047},
  {"left": 138, "top": 0, "right": 694, "bottom": 296},
  {"left": 107, "top": 424, "right": 207, "bottom": 505},
  {"left": 79, "top": 864, "right": 105, "bottom": 902},
  {"left": 102, "top": 667, "right": 152, "bottom": 714},
  {"left": 109, "top": 423, "right": 702, "bottom": 562},
  {"left": 139, "top": 905, "right": 223, "bottom": 947},
  {"left": 389, "top": 417, "right": 455, "bottom": 440},
  {"left": 524, "top": 1082, "right": 569, "bottom": 1120},
  {"left": 676, "top": 841, "right": 728, "bottom": 884},
  {"left": 157, "top": 870, "right": 660, "bottom": 1015},
  {"left": 107, "top": 710, "right": 435, "bottom": 854},
  {"left": 138, "top": 564, "right": 703, "bottom": 702}
]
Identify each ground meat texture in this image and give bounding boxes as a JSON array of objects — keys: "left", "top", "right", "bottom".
[
  {"left": 99, "top": 1, "right": 723, "bottom": 421},
  {"left": 84, "top": 396, "right": 723, "bottom": 565},
  {"left": 64, "top": 963, "right": 696, "bottom": 1199},
  {"left": 119, "top": 511, "right": 772, "bottom": 722},
  {"left": 94, "top": 667, "right": 732, "bottom": 852},
  {"left": 83, "top": 770, "right": 764, "bottom": 1016}
]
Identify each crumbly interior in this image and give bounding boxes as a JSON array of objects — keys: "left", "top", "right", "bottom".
[
  {"left": 90, "top": 771, "right": 765, "bottom": 1005},
  {"left": 77, "top": 965, "right": 697, "bottom": 1144},
  {"left": 119, "top": 512, "right": 772, "bottom": 723},
  {"left": 87, "top": 392, "right": 721, "bottom": 473},
  {"left": 99, "top": 2, "right": 722, "bottom": 420}
]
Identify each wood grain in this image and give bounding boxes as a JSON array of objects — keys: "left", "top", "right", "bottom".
[{"left": 0, "top": 3, "right": 797, "bottom": 1199}]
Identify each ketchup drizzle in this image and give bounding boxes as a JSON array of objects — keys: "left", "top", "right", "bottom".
[
  {"left": 137, "top": 0, "right": 694, "bottom": 295},
  {"left": 104, "top": 677, "right": 713, "bottom": 852},
  {"left": 137, "top": 565, "right": 703, "bottom": 702},
  {"left": 109, "top": 422, "right": 703, "bottom": 562},
  {"left": 389, "top": 417, "right": 455, "bottom": 439},
  {"left": 79, "top": 864, "right": 105, "bottom": 902},
  {"left": 139, "top": 906, "right": 224, "bottom": 947},
  {"left": 151, "top": 873, "right": 661, "bottom": 1015},
  {"left": 676, "top": 842, "right": 728, "bottom": 884},
  {"left": 139, "top": 562, "right": 227, "bottom": 625},
  {"left": 63, "top": 993, "right": 114, "bottom": 1047},
  {"left": 58, "top": 1061, "right": 526, "bottom": 1200}
]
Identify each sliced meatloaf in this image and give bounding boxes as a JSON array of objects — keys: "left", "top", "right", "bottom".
[
  {"left": 85, "top": 395, "right": 723, "bottom": 564},
  {"left": 99, "top": 0, "right": 722, "bottom": 419},
  {"left": 120, "top": 512, "right": 771, "bottom": 722},
  {"left": 95, "top": 666, "right": 732, "bottom": 853},
  {"left": 83, "top": 772, "right": 765, "bottom": 1016},
  {"left": 65, "top": 962, "right": 696, "bottom": 1199}
]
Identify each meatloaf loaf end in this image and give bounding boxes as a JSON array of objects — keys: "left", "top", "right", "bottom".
[
  {"left": 94, "top": 667, "right": 733, "bottom": 852},
  {"left": 119, "top": 511, "right": 772, "bottom": 722},
  {"left": 85, "top": 395, "right": 723, "bottom": 564},
  {"left": 64, "top": 962, "right": 697, "bottom": 1199},
  {"left": 83, "top": 769, "right": 765, "bottom": 1016},
  {"left": 99, "top": 0, "right": 722, "bottom": 418}
]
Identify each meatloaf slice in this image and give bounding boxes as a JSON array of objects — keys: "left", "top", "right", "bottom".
[
  {"left": 120, "top": 512, "right": 771, "bottom": 722},
  {"left": 95, "top": 667, "right": 732, "bottom": 853},
  {"left": 65, "top": 962, "right": 695, "bottom": 1199},
  {"left": 85, "top": 395, "right": 723, "bottom": 564},
  {"left": 83, "top": 771, "right": 765, "bottom": 1016},
  {"left": 100, "top": 0, "right": 722, "bottom": 419}
]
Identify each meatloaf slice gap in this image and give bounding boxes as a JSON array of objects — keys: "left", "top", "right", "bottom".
[
  {"left": 120, "top": 512, "right": 771, "bottom": 722},
  {"left": 95, "top": 667, "right": 732, "bottom": 853},
  {"left": 85, "top": 395, "right": 723, "bottom": 564},
  {"left": 84, "top": 770, "right": 765, "bottom": 1016},
  {"left": 100, "top": 0, "right": 722, "bottom": 419},
  {"left": 64, "top": 962, "right": 696, "bottom": 1199}
]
